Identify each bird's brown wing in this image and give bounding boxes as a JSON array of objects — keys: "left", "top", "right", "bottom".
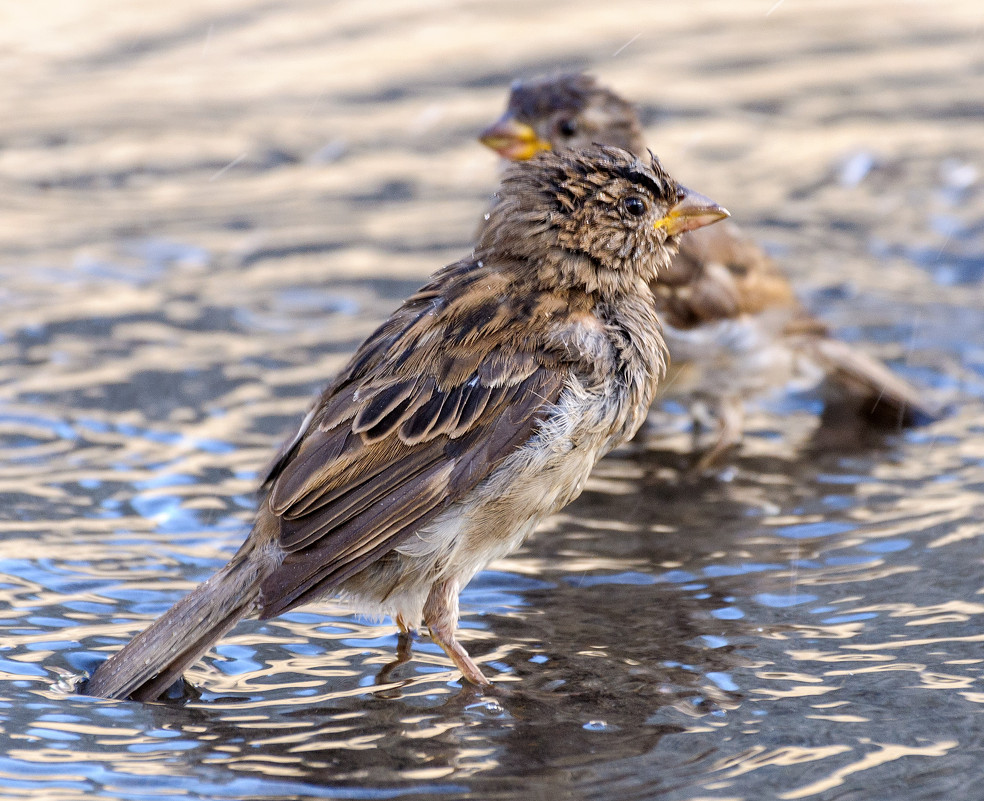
[
  {"left": 256, "top": 262, "right": 569, "bottom": 617},
  {"left": 653, "top": 221, "right": 814, "bottom": 331}
]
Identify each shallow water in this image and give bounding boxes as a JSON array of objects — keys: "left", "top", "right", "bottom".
[{"left": 1, "top": 2, "right": 983, "bottom": 799}]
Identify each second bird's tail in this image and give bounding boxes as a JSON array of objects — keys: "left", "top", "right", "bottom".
[{"left": 807, "top": 336, "right": 938, "bottom": 426}]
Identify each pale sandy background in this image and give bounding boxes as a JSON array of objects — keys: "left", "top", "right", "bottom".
[{"left": 2, "top": 0, "right": 980, "bottom": 291}]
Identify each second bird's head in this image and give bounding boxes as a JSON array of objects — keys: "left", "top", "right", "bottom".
[{"left": 480, "top": 73, "right": 644, "bottom": 160}]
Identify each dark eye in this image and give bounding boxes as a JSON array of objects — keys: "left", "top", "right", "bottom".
[
  {"left": 623, "top": 196, "right": 648, "bottom": 217},
  {"left": 557, "top": 118, "right": 578, "bottom": 137}
]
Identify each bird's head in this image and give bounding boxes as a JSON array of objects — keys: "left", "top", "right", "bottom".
[
  {"left": 480, "top": 73, "right": 645, "bottom": 160},
  {"left": 479, "top": 145, "right": 728, "bottom": 294}
]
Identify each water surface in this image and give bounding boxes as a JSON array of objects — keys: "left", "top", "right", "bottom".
[{"left": 1, "top": 2, "right": 983, "bottom": 799}]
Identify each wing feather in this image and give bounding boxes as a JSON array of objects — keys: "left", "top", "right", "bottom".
[
  {"left": 655, "top": 222, "right": 800, "bottom": 329},
  {"left": 253, "top": 260, "right": 572, "bottom": 619}
]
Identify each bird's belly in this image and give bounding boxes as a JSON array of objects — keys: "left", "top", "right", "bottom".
[
  {"left": 659, "top": 315, "right": 823, "bottom": 402},
  {"left": 446, "top": 432, "right": 602, "bottom": 570},
  {"left": 403, "top": 415, "right": 608, "bottom": 569},
  {"left": 367, "top": 382, "right": 624, "bottom": 623}
]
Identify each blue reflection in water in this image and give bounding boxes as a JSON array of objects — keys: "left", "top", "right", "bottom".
[
  {"left": 706, "top": 672, "right": 740, "bottom": 692},
  {"left": 859, "top": 538, "right": 912, "bottom": 553},
  {"left": 776, "top": 521, "right": 855, "bottom": 539},
  {"left": 565, "top": 571, "right": 656, "bottom": 587},
  {"left": 822, "top": 612, "right": 880, "bottom": 624},
  {"left": 754, "top": 593, "right": 818, "bottom": 608}
]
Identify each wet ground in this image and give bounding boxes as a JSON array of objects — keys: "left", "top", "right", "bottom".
[{"left": 1, "top": 1, "right": 983, "bottom": 798}]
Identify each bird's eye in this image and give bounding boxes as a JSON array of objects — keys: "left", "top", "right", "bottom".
[
  {"left": 557, "top": 118, "right": 578, "bottom": 137},
  {"left": 623, "top": 196, "right": 648, "bottom": 217}
]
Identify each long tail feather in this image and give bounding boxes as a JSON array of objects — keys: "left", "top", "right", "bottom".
[
  {"left": 86, "top": 545, "right": 277, "bottom": 702},
  {"left": 807, "top": 337, "right": 939, "bottom": 426}
]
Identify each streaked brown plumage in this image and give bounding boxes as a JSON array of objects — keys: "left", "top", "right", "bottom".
[
  {"left": 85, "top": 145, "right": 728, "bottom": 701},
  {"left": 481, "top": 74, "right": 937, "bottom": 466}
]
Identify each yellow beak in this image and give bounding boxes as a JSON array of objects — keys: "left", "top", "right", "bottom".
[
  {"left": 654, "top": 186, "right": 730, "bottom": 236},
  {"left": 479, "top": 115, "right": 552, "bottom": 161}
]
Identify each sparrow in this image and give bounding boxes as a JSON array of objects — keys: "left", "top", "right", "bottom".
[
  {"left": 85, "top": 145, "right": 729, "bottom": 701},
  {"left": 480, "top": 74, "right": 937, "bottom": 466}
]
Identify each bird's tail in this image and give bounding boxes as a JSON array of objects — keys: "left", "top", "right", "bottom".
[
  {"left": 805, "top": 336, "right": 939, "bottom": 426},
  {"left": 85, "top": 543, "right": 278, "bottom": 702}
]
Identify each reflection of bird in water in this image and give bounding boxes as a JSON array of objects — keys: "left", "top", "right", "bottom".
[
  {"left": 481, "top": 73, "right": 937, "bottom": 468},
  {"left": 86, "top": 145, "right": 728, "bottom": 701}
]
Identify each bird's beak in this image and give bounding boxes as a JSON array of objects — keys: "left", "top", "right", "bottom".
[
  {"left": 479, "top": 115, "right": 552, "bottom": 161},
  {"left": 654, "top": 187, "right": 730, "bottom": 236}
]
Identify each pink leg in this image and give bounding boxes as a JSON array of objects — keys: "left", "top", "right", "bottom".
[
  {"left": 697, "top": 395, "right": 745, "bottom": 470},
  {"left": 423, "top": 578, "right": 491, "bottom": 686},
  {"left": 376, "top": 614, "right": 416, "bottom": 686}
]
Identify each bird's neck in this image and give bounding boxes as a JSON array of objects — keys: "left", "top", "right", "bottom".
[{"left": 597, "top": 283, "right": 667, "bottom": 437}]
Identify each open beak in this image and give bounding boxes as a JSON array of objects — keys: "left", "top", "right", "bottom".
[
  {"left": 479, "top": 115, "right": 552, "bottom": 161},
  {"left": 654, "top": 186, "right": 730, "bottom": 236}
]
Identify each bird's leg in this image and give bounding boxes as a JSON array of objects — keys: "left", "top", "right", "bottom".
[
  {"left": 394, "top": 615, "right": 415, "bottom": 661},
  {"left": 423, "top": 578, "right": 491, "bottom": 687},
  {"left": 696, "top": 395, "right": 744, "bottom": 470},
  {"left": 376, "top": 614, "right": 417, "bottom": 686},
  {"left": 689, "top": 400, "right": 714, "bottom": 448}
]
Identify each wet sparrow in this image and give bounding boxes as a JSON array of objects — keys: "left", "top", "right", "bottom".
[
  {"left": 85, "top": 145, "right": 728, "bottom": 701},
  {"left": 481, "top": 74, "right": 936, "bottom": 466}
]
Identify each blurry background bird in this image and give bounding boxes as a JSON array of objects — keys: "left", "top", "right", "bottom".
[
  {"left": 480, "top": 74, "right": 938, "bottom": 467},
  {"left": 85, "top": 145, "right": 728, "bottom": 701}
]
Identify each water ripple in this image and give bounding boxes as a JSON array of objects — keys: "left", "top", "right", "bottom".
[{"left": 0, "top": 2, "right": 983, "bottom": 800}]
